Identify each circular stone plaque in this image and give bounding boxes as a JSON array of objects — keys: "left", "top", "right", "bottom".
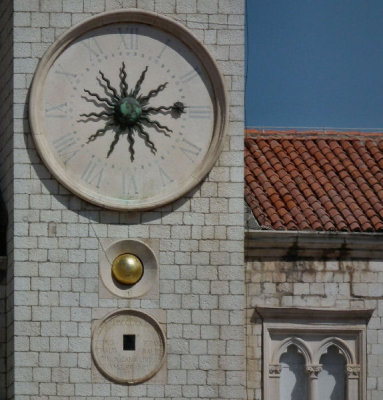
[{"left": 92, "top": 309, "right": 166, "bottom": 384}]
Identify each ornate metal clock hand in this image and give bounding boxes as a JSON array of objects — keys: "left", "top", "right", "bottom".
[{"left": 81, "top": 64, "right": 185, "bottom": 161}]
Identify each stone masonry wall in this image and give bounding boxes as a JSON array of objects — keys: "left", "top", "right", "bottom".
[
  {"left": 246, "top": 258, "right": 383, "bottom": 400},
  {"left": 12, "top": 0, "right": 245, "bottom": 399},
  {"left": 0, "top": 0, "right": 13, "bottom": 397}
]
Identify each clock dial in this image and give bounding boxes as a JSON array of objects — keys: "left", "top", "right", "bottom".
[{"left": 30, "top": 11, "right": 227, "bottom": 210}]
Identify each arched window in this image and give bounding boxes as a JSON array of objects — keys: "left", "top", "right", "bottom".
[
  {"left": 279, "top": 345, "right": 309, "bottom": 400},
  {"left": 318, "top": 345, "right": 346, "bottom": 400},
  {"left": 256, "top": 306, "right": 372, "bottom": 400}
]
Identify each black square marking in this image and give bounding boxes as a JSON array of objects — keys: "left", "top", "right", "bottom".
[{"left": 123, "top": 334, "right": 136, "bottom": 351}]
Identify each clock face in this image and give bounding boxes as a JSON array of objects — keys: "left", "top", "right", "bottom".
[{"left": 30, "top": 10, "right": 227, "bottom": 210}]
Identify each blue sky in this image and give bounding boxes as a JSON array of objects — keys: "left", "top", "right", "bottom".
[{"left": 245, "top": 0, "right": 383, "bottom": 130}]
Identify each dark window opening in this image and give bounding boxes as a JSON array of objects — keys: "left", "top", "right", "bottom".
[{"left": 123, "top": 334, "right": 136, "bottom": 351}]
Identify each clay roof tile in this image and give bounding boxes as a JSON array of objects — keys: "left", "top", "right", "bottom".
[{"left": 245, "top": 133, "right": 383, "bottom": 232}]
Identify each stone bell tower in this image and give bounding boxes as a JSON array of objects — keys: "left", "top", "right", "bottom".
[{"left": 0, "top": 1, "right": 245, "bottom": 399}]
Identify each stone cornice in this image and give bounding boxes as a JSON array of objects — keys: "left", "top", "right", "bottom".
[
  {"left": 246, "top": 230, "right": 383, "bottom": 260},
  {"left": 255, "top": 306, "right": 374, "bottom": 322}
]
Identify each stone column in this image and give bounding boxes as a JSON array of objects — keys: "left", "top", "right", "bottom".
[
  {"left": 306, "top": 364, "right": 322, "bottom": 400},
  {"left": 346, "top": 364, "right": 360, "bottom": 400},
  {"left": 268, "top": 364, "right": 282, "bottom": 400}
]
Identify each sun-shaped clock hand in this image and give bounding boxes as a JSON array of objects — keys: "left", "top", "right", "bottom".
[{"left": 80, "top": 62, "right": 185, "bottom": 161}]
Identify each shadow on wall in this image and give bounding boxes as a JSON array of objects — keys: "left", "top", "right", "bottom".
[
  {"left": 279, "top": 344, "right": 346, "bottom": 400},
  {"left": 318, "top": 346, "right": 346, "bottom": 400},
  {"left": 280, "top": 345, "right": 309, "bottom": 400}
]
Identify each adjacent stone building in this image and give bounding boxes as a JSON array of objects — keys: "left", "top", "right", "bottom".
[{"left": 245, "top": 131, "right": 383, "bottom": 400}]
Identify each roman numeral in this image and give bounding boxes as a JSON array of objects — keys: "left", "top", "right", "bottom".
[
  {"left": 52, "top": 134, "right": 81, "bottom": 165},
  {"left": 188, "top": 106, "right": 211, "bottom": 119},
  {"left": 118, "top": 27, "right": 139, "bottom": 50},
  {"left": 81, "top": 37, "right": 104, "bottom": 62},
  {"left": 122, "top": 173, "right": 138, "bottom": 195},
  {"left": 45, "top": 102, "right": 68, "bottom": 118},
  {"left": 54, "top": 65, "right": 77, "bottom": 83},
  {"left": 80, "top": 161, "right": 104, "bottom": 188},
  {"left": 179, "top": 67, "right": 201, "bottom": 83},
  {"left": 179, "top": 138, "right": 202, "bottom": 162},
  {"left": 158, "top": 166, "right": 173, "bottom": 186}
]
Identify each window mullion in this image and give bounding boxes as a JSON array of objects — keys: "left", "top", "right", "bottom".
[
  {"left": 346, "top": 364, "right": 360, "bottom": 400},
  {"left": 268, "top": 363, "right": 281, "bottom": 400},
  {"left": 306, "top": 364, "right": 322, "bottom": 400}
]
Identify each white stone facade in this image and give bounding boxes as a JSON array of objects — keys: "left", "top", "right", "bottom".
[
  {"left": 246, "top": 257, "right": 383, "bottom": 400},
  {"left": 1, "top": 0, "right": 245, "bottom": 398}
]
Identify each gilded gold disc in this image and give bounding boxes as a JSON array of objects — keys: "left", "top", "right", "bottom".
[{"left": 112, "top": 253, "right": 143, "bottom": 285}]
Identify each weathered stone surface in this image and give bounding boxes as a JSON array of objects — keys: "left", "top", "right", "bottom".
[{"left": 92, "top": 310, "right": 166, "bottom": 384}]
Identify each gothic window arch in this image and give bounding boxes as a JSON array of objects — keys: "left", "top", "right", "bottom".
[
  {"left": 256, "top": 306, "right": 372, "bottom": 400},
  {"left": 272, "top": 336, "right": 313, "bottom": 366},
  {"left": 279, "top": 344, "right": 309, "bottom": 400},
  {"left": 316, "top": 337, "right": 355, "bottom": 365},
  {"left": 316, "top": 338, "right": 360, "bottom": 400},
  {"left": 318, "top": 345, "right": 347, "bottom": 400}
]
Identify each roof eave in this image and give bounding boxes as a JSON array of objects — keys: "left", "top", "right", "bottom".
[{"left": 246, "top": 230, "right": 383, "bottom": 260}]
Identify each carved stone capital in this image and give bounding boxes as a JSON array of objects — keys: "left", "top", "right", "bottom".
[
  {"left": 269, "top": 364, "right": 282, "bottom": 377},
  {"left": 346, "top": 364, "right": 360, "bottom": 378},
  {"left": 306, "top": 364, "right": 322, "bottom": 378}
]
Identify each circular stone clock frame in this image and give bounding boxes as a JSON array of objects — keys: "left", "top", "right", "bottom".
[{"left": 29, "top": 10, "right": 228, "bottom": 211}]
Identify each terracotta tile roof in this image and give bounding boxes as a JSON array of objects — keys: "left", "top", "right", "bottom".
[{"left": 245, "top": 131, "right": 383, "bottom": 232}]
